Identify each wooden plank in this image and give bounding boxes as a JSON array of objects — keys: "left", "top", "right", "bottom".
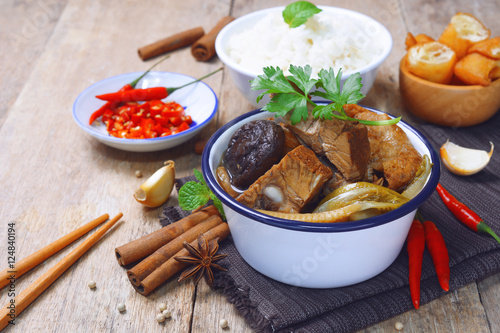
[
  {"left": 0, "top": 0, "right": 222, "bottom": 332},
  {"left": 0, "top": 0, "right": 68, "bottom": 128}
]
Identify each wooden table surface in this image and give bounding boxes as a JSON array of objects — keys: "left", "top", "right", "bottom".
[{"left": 1, "top": 0, "right": 499, "bottom": 332}]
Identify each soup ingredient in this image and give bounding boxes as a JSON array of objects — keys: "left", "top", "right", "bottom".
[
  {"left": 216, "top": 167, "right": 239, "bottom": 198},
  {"left": 236, "top": 145, "right": 332, "bottom": 213},
  {"left": 438, "top": 12, "right": 490, "bottom": 60},
  {"left": 134, "top": 161, "right": 175, "bottom": 208},
  {"left": 117, "top": 303, "right": 126, "bottom": 312},
  {"left": 158, "top": 303, "right": 167, "bottom": 312},
  {"left": 436, "top": 183, "right": 500, "bottom": 245},
  {"left": 174, "top": 233, "right": 228, "bottom": 286},
  {"left": 454, "top": 52, "right": 497, "bottom": 86},
  {"left": 405, "top": 41, "right": 457, "bottom": 84},
  {"left": 223, "top": 120, "right": 285, "bottom": 189},
  {"left": 286, "top": 113, "right": 370, "bottom": 182},
  {"left": 395, "top": 321, "right": 404, "bottom": 331},
  {"left": 89, "top": 54, "right": 171, "bottom": 125},
  {"left": 219, "top": 318, "right": 229, "bottom": 329},
  {"left": 407, "top": 219, "right": 425, "bottom": 309},
  {"left": 100, "top": 99, "right": 193, "bottom": 139},
  {"left": 135, "top": 223, "right": 230, "bottom": 296},
  {"left": 258, "top": 201, "right": 398, "bottom": 223},
  {"left": 344, "top": 104, "right": 423, "bottom": 192},
  {"left": 282, "top": 1, "right": 321, "bottom": 28},
  {"left": 138, "top": 26, "right": 205, "bottom": 61},
  {"left": 156, "top": 313, "right": 166, "bottom": 323},
  {"left": 115, "top": 206, "right": 220, "bottom": 266},
  {"left": 314, "top": 182, "right": 408, "bottom": 214},
  {"left": 178, "top": 169, "right": 225, "bottom": 219},
  {"left": 135, "top": 170, "right": 143, "bottom": 178},
  {"left": 191, "top": 16, "right": 235, "bottom": 62},
  {"left": 440, "top": 140, "right": 493, "bottom": 175},
  {"left": 251, "top": 65, "right": 401, "bottom": 126},
  {"left": 88, "top": 280, "right": 96, "bottom": 289},
  {"left": 96, "top": 67, "right": 222, "bottom": 102},
  {"left": 162, "top": 310, "right": 171, "bottom": 319},
  {"left": 401, "top": 155, "right": 432, "bottom": 199},
  {"left": 128, "top": 215, "right": 223, "bottom": 287},
  {"left": 423, "top": 220, "right": 450, "bottom": 291}
]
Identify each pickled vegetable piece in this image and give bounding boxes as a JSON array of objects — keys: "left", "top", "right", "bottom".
[
  {"left": 438, "top": 12, "right": 490, "bottom": 59},
  {"left": 406, "top": 41, "right": 457, "bottom": 83},
  {"left": 454, "top": 52, "right": 497, "bottom": 86},
  {"left": 313, "top": 182, "right": 409, "bottom": 213},
  {"left": 259, "top": 201, "right": 403, "bottom": 223},
  {"left": 401, "top": 155, "right": 432, "bottom": 199},
  {"left": 216, "top": 166, "right": 239, "bottom": 198},
  {"left": 223, "top": 120, "right": 285, "bottom": 189},
  {"left": 468, "top": 37, "right": 500, "bottom": 60}
]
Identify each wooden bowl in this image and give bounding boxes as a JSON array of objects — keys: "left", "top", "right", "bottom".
[{"left": 399, "top": 58, "right": 500, "bottom": 127}]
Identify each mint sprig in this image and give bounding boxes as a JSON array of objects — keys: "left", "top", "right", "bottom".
[
  {"left": 250, "top": 65, "right": 401, "bottom": 126},
  {"left": 178, "top": 169, "right": 226, "bottom": 220},
  {"left": 283, "top": 1, "right": 322, "bottom": 28}
]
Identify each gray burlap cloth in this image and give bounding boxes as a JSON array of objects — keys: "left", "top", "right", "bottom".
[{"left": 161, "top": 111, "right": 500, "bottom": 332}]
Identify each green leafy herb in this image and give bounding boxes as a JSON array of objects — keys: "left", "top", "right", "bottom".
[
  {"left": 283, "top": 1, "right": 322, "bottom": 28},
  {"left": 178, "top": 169, "right": 226, "bottom": 220},
  {"left": 250, "top": 65, "right": 401, "bottom": 126}
]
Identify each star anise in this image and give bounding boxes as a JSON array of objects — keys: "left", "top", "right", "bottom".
[{"left": 174, "top": 233, "right": 228, "bottom": 287}]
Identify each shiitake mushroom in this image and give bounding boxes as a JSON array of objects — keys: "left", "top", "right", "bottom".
[{"left": 223, "top": 120, "right": 285, "bottom": 189}]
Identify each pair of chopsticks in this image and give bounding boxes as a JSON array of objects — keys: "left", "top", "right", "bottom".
[{"left": 0, "top": 213, "right": 123, "bottom": 331}]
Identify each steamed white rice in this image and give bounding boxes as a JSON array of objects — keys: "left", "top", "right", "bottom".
[{"left": 226, "top": 11, "right": 384, "bottom": 76}]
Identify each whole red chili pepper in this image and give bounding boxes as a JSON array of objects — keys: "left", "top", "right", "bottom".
[
  {"left": 436, "top": 183, "right": 500, "bottom": 245},
  {"left": 422, "top": 220, "right": 450, "bottom": 291},
  {"left": 96, "top": 67, "right": 222, "bottom": 102},
  {"left": 407, "top": 219, "right": 425, "bottom": 309},
  {"left": 89, "top": 55, "right": 171, "bottom": 125}
]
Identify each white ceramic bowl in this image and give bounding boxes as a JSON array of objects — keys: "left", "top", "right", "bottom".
[
  {"left": 215, "top": 6, "right": 393, "bottom": 107},
  {"left": 73, "top": 71, "right": 218, "bottom": 152},
  {"left": 202, "top": 107, "right": 440, "bottom": 289}
]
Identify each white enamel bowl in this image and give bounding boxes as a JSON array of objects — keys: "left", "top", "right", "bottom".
[
  {"left": 73, "top": 71, "right": 218, "bottom": 152},
  {"left": 215, "top": 6, "right": 393, "bottom": 107},
  {"left": 202, "top": 107, "right": 440, "bottom": 289}
]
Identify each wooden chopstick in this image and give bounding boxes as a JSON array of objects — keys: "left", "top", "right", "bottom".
[
  {"left": 0, "top": 213, "right": 122, "bottom": 331},
  {"left": 0, "top": 213, "right": 110, "bottom": 290}
]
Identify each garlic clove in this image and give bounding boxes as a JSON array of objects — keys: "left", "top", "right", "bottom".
[
  {"left": 440, "top": 140, "right": 494, "bottom": 176},
  {"left": 134, "top": 161, "right": 175, "bottom": 207}
]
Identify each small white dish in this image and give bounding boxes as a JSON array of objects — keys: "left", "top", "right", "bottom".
[{"left": 73, "top": 71, "right": 218, "bottom": 152}]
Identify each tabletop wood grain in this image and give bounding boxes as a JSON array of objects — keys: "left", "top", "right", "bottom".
[{"left": 1, "top": 0, "right": 499, "bottom": 332}]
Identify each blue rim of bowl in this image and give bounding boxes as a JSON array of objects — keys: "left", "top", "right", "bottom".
[
  {"left": 202, "top": 106, "right": 440, "bottom": 233},
  {"left": 215, "top": 6, "right": 393, "bottom": 79},
  {"left": 72, "top": 71, "right": 218, "bottom": 146}
]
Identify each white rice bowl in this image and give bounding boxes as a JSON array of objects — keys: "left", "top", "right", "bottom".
[{"left": 226, "top": 10, "right": 384, "bottom": 77}]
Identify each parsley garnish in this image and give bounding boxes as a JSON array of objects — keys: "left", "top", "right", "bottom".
[
  {"left": 283, "top": 1, "right": 322, "bottom": 28},
  {"left": 250, "top": 65, "right": 401, "bottom": 126},
  {"left": 178, "top": 169, "right": 226, "bottom": 220}
]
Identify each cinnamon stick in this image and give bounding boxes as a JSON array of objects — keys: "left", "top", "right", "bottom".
[
  {"left": 127, "top": 215, "right": 223, "bottom": 286},
  {"left": 135, "top": 222, "right": 230, "bottom": 296},
  {"left": 0, "top": 214, "right": 109, "bottom": 290},
  {"left": 191, "top": 16, "right": 235, "bottom": 62},
  {"left": 115, "top": 205, "right": 219, "bottom": 265},
  {"left": 138, "top": 26, "right": 205, "bottom": 61},
  {"left": 0, "top": 213, "right": 122, "bottom": 331}
]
